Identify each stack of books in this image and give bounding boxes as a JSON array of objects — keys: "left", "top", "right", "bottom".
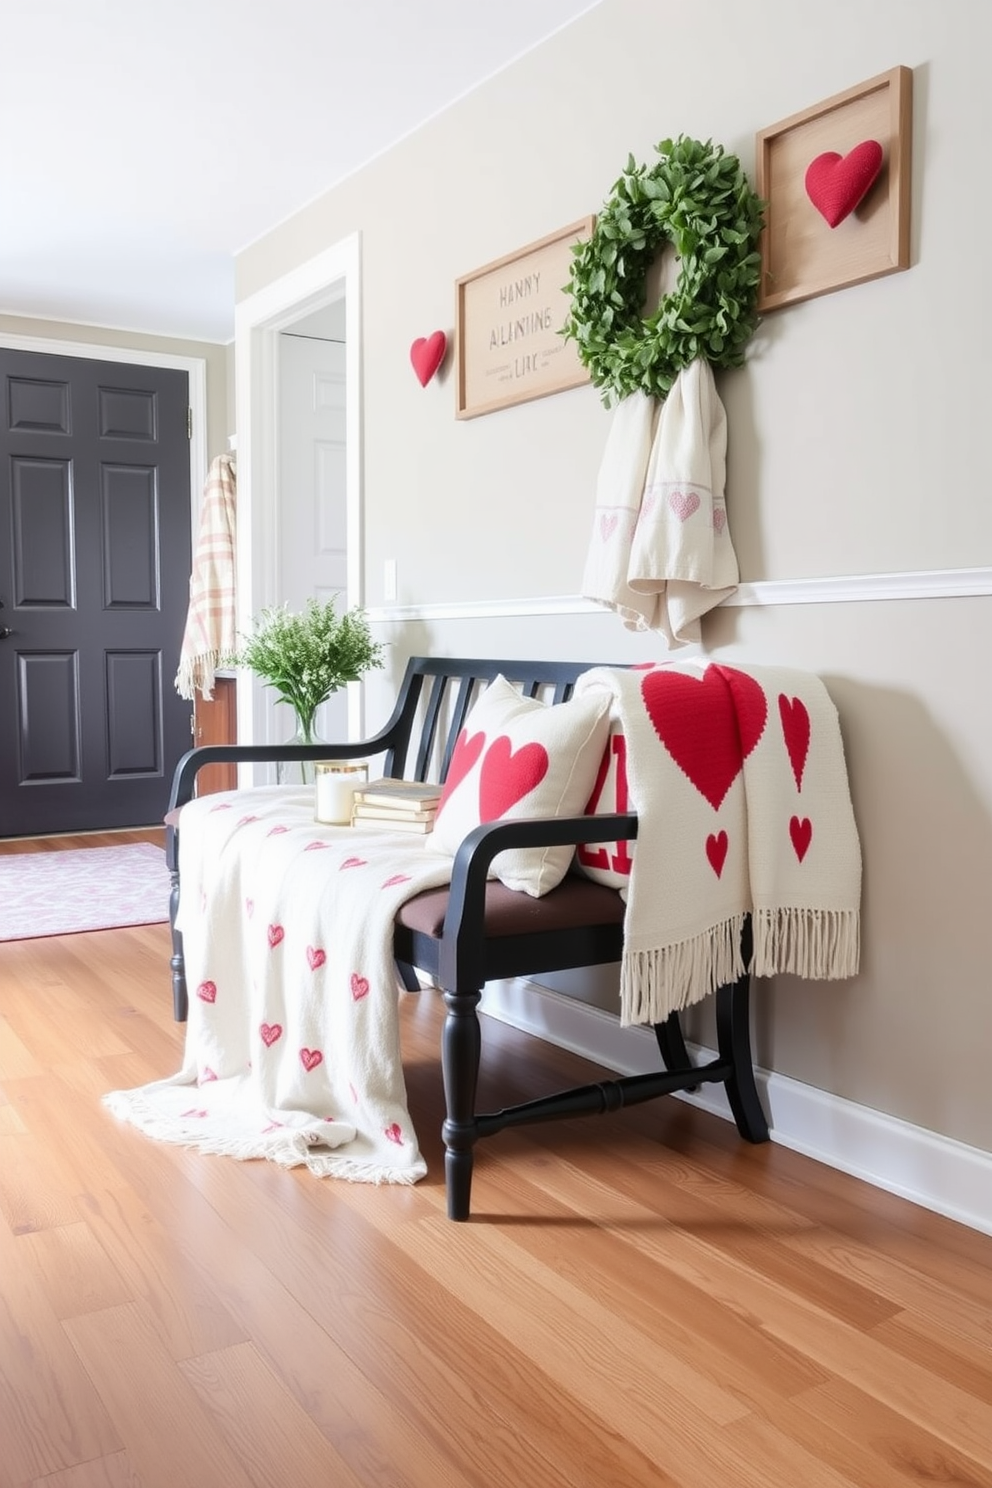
[{"left": 350, "top": 778, "right": 443, "bottom": 834}]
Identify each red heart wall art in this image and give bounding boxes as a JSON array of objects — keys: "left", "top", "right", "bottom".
[
  {"left": 410, "top": 330, "right": 447, "bottom": 386},
  {"left": 804, "top": 140, "right": 884, "bottom": 228}
]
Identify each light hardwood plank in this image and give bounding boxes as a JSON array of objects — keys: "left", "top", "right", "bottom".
[
  {"left": 0, "top": 1103, "right": 27, "bottom": 1135},
  {"left": 28, "top": 1450, "right": 143, "bottom": 1488},
  {"left": 62, "top": 1304, "right": 258, "bottom": 1488},
  {"left": 792, "top": 1376, "right": 992, "bottom": 1487},
  {"left": 0, "top": 1213, "right": 121, "bottom": 1485},
  {"left": 1, "top": 848, "right": 991, "bottom": 1488},
  {"left": 71, "top": 1184, "right": 249, "bottom": 1362},
  {"left": 0, "top": 1011, "right": 45, "bottom": 1081},
  {"left": 0, "top": 1129, "right": 81, "bottom": 1234},
  {"left": 169, "top": 1148, "right": 671, "bottom": 1488},
  {"left": 178, "top": 1342, "right": 369, "bottom": 1488},
  {"left": 18, "top": 1221, "right": 133, "bottom": 1320},
  {"left": 3, "top": 1074, "right": 133, "bottom": 1199},
  {"left": 503, "top": 1147, "right": 992, "bottom": 1468}
]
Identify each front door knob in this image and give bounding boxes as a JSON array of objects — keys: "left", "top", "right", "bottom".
[{"left": 0, "top": 627, "right": 13, "bottom": 639}]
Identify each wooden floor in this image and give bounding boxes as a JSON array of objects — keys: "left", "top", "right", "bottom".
[{"left": 1, "top": 836, "right": 992, "bottom": 1487}]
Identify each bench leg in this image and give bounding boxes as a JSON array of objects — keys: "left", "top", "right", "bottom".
[
  {"left": 715, "top": 974, "right": 769, "bottom": 1144},
  {"left": 654, "top": 1010, "right": 694, "bottom": 1077},
  {"left": 395, "top": 960, "right": 422, "bottom": 993},
  {"left": 168, "top": 865, "right": 189, "bottom": 1022},
  {"left": 441, "top": 986, "right": 482, "bottom": 1221}
]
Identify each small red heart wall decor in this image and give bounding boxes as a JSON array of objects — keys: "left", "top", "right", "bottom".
[
  {"left": 804, "top": 139, "right": 884, "bottom": 228},
  {"left": 410, "top": 330, "right": 447, "bottom": 387}
]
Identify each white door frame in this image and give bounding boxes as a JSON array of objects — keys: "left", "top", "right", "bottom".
[
  {"left": 0, "top": 331, "right": 208, "bottom": 528},
  {"left": 233, "top": 233, "right": 363, "bottom": 749}
]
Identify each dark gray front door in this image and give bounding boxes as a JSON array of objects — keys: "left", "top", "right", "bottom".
[{"left": 0, "top": 348, "right": 193, "bottom": 837}]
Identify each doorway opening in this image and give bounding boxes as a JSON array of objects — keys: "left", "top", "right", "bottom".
[{"left": 234, "top": 234, "right": 362, "bottom": 759}]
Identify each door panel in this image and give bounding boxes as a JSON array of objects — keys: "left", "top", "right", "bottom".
[
  {"left": 278, "top": 331, "right": 348, "bottom": 742},
  {"left": 0, "top": 348, "right": 192, "bottom": 837}
]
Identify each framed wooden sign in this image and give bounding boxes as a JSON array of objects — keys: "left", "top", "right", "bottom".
[
  {"left": 455, "top": 217, "right": 594, "bottom": 419},
  {"left": 756, "top": 65, "right": 912, "bottom": 312}
]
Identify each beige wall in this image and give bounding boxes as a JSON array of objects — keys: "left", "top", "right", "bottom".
[
  {"left": 236, "top": 0, "right": 992, "bottom": 1153},
  {"left": 0, "top": 314, "right": 230, "bottom": 459}
]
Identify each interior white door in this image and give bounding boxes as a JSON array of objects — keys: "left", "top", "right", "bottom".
[{"left": 278, "top": 327, "right": 349, "bottom": 742}]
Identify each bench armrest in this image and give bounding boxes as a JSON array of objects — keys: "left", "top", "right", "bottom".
[{"left": 438, "top": 812, "right": 637, "bottom": 990}]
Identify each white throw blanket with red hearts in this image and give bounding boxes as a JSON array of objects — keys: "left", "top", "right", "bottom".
[
  {"left": 574, "top": 662, "right": 862, "bottom": 1025},
  {"left": 104, "top": 786, "right": 454, "bottom": 1184}
]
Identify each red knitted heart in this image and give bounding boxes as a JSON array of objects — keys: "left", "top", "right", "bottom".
[
  {"left": 410, "top": 330, "right": 447, "bottom": 387},
  {"left": 804, "top": 140, "right": 883, "bottom": 228},
  {"left": 299, "top": 1047, "right": 323, "bottom": 1072},
  {"left": 259, "top": 1022, "right": 283, "bottom": 1047},
  {"left": 706, "top": 831, "right": 729, "bottom": 878},
  {"left": 306, "top": 946, "right": 326, "bottom": 971},
  {"left": 790, "top": 816, "right": 813, "bottom": 862},
  {"left": 778, "top": 695, "right": 811, "bottom": 792},
  {"left": 267, "top": 924, "right": 284, "bottom": 948},
  {"left": 350, "top": 972, "right": 370, "bottom": 1000},
  {"left": 641, "top": 667, "right": 767, "bottom": 810},
  {"left": 196, "top": 980, "right": 217, "bottom": 1003},
  {"left": 479, "top": 736, "right": 550, "bottom": 820}
]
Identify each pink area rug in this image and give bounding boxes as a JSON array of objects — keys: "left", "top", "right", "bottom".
[{"left": 0, "top": 843, "right": 171, "bottom": 942}]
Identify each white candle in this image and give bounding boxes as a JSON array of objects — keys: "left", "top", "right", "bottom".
[{"left": 314, "top": 762, "right": 367, "bottom": 824}]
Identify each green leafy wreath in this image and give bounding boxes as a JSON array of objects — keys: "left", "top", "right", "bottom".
[{"left": 562, "top": 135, "right": 765, "bottom": 405}]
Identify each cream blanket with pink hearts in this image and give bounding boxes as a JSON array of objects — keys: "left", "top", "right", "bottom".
[
  {"left": 104, "top": 786, "right": 453, "bottom": 1184},
  {"left": 581, "top": 360, "right": 739, "bottom": 646},
  {"left": 575, "top": 662, "right": 862, "bottom": 1025}
]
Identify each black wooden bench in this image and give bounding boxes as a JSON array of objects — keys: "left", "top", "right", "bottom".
[{"left": 166, "top": 655, "right": 769, "bottom": 1220}]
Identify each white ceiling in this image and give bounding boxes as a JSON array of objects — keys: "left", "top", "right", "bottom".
[{"left": 0, "top": 0, "right": 601, "bottom": 344}]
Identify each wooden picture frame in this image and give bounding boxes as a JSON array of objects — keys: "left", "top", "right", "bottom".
[
  {"left": 455, "top": 217, "right": 594, "bottom": 420},
  {"left": 756, "top": 65, "right": 912, "bottom": 312}
]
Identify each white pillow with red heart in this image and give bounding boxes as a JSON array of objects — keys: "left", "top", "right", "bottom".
[{"left": 427, "top": 675, "right": 612, "bottom": 897}]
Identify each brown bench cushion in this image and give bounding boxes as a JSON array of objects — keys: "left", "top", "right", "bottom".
[{"left": 396, "top": 872, "right": 626, "bottom": 939}]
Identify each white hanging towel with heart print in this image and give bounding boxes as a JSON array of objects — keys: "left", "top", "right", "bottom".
[
  {"left": 581, "top": 360, "right": 740, "bottom": 645},
  {"left": 580, "top": 390, "right": 659, "bottom": 632},
  {"left": 627, "top": 357, "right": 739, "bottom": 644}
]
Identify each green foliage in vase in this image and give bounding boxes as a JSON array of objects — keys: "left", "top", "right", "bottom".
[{"left": 227, "top": 597, "right": 384, "bottom": 734}]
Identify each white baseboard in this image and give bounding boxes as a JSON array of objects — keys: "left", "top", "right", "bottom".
[{"left": 478, "top": 977, "right": 992, "bottom": 1239}]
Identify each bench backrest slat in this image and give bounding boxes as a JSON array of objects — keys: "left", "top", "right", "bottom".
[{"left": 391, "top": 657, "right": 607, "bottom": 786}]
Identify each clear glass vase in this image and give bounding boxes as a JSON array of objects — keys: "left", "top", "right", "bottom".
[{"left": 276, "top": 709, "right": 326, "bottom": 787}]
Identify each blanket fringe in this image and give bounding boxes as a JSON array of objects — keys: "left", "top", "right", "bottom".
[
  {"left": 620, "top": 914, "right": 747, "bottom": 1026},
  {"left": 174, "top": 651, "right": 222, "bottom": 702},
  {"left": 102, "top": 1091, "right": 425, "bottom": 1186},
  {"left": 304, "top": 1152, "right": 426, "bottom": 1186},
  {"left": 753, "top": 907, "right": 860, "bottom": 982},
  {"left": 619, "top": 906, "right": 860, "bottom": 1026}
]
